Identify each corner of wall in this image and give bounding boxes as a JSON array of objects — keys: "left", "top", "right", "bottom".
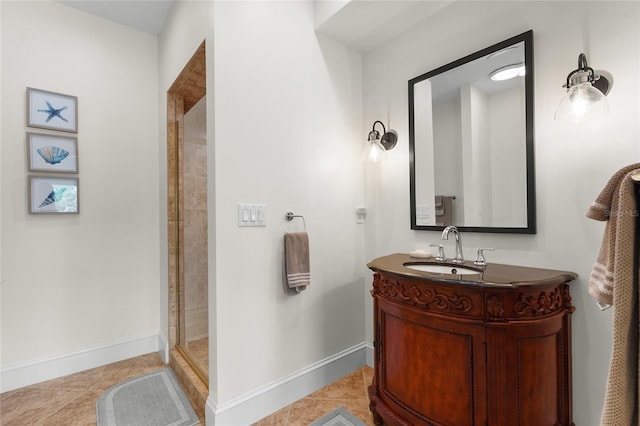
[{"left": 158, "top": 331, "right": 170, "bottom": 364}]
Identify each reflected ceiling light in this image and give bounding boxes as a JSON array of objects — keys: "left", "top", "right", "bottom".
[
  {"left": 364, "top": 120, "right": 397, "bottom": 162},
  {"left": 489, "top": 63, "right": 525, "bottom": 81},
  {"left": 554, "top": 53, "right": 612, "bottom": 121}
]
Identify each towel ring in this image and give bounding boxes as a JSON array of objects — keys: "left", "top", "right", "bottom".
[{"left": 285, "top": 211, "right": 306, "bottom": 230}]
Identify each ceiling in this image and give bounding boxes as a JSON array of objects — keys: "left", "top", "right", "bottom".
[
  {"left": 57, "top": 0, "right": 174, "bottom": 35},
  {"left": 58, "top": 1, "right": 456, "bottom": 51},
  {"left": 315, "top": 1, "right": 455, "bottom": 53}
]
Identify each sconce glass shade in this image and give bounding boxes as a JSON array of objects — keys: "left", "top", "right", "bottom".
[
  {"left": 363, "top": 121, "right": 397, "bottom": 162},
  {"left": 363, "top": 138, "right": 387, "bottom": 162},
  {"left": 555, "top": 53, "right": 612, "bottom": 122},
  {"left": 554, "top": 81, "right": 609, "bottom": 121}
]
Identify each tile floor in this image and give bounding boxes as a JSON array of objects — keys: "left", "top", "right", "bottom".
[
  {"left": 0, "top": 353, "right": 168, "bottom": 425},
  {"left": 0, "top": 353, "right": 375, "bottom": 426},
  {"left": 252, "top": 366, "right": 375, "bottom": 426}
]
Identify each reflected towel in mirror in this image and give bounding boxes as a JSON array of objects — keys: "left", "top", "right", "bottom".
[{"left": 435, "top": 195, "right": 453, "bottom": 226}]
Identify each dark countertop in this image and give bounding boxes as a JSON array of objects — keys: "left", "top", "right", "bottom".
[{"left": 367, "top": 253, "right": 579, "bottom": 288}]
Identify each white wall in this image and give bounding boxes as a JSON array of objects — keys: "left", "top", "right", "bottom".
[
  {"left": 433, "top": 96, "right": 463, "bottom": 224},
  {"left": 158, "top": 0, "right": 366, "bottom": 422},
  {"left": 0, "top": 0, "right": 4, "bottom": 372},
  {"left": 363, "top": 1, "right": 640, "bottom": 424},
  {"left": 461, "top": 83, "right": 492, "bottom": 224},
  {"left": 489, "top": 86, "right": 527, "bottom": 226},
  {"left": 0, "top": 0, "right": 160, "bottom": 389},
  {"left": 214, "top": 0, "right": 365, "bottom": 404}
]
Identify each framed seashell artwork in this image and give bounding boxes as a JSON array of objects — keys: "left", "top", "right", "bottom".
[
  {"left": 28, "top": 176, "right": 79, "bottom": 214},
  {"left": 27, "top": 132, "right": 78, "bottom": 173},
  {"left": 27, "top": 87, "right": 78, "bottom": 133}
]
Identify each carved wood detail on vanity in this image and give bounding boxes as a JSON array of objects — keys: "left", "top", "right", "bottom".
[
  {"left": 367, "top": 254, "right": 578, "bottom": 426},
  {"left": 373, "top": 274, "right": 481, "bottom": 319},
  {"left": 486, "top": 284, "right": 576, "bottom": 322},
  {"left": 513, "top": 286, "right": 566, "bottom": 317},
  {"left": 486, "top": 294, "right": 505, "bottom": 321}
]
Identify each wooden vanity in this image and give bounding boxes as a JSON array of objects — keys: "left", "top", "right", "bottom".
[{"left": 367, "top": 254, "right": 577, "bottom": 426}]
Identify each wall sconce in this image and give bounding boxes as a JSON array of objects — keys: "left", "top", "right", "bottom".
[
  {"left": 364, "top": 120, "right": 397, "bottom": 162},
  {"left": 554, "top": 53, "right": 612, "bottom": 121}
]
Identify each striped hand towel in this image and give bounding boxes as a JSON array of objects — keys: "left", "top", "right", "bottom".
[
  {"left": 586, "top": 163, "right": 640, "bottom": 426},
  {"left": 586, "top": 162, "right": 640, "bottom": 305},
  {"left": 285, "top": 232, "right": 310, "bottom": 289}
]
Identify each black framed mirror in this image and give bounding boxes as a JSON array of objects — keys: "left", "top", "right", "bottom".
[{"left": 409, "top": 30, "right": 535, "bottom": 234}]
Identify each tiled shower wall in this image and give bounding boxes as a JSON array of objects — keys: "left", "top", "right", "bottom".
[{"left": 183, "top": 97, "right": 208, "bottom": 343}]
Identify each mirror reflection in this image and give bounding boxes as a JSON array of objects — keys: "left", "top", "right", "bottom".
[{"left": 409, "top": 30, "right": 535, "bottom": 233}]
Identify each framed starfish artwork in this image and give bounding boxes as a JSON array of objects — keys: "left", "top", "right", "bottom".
[
  {"left": 28, "top": 176, "right": 79, "bottom": 214},
  {"left": 27, "top": 87, "right": 78, "bottom": 133}
]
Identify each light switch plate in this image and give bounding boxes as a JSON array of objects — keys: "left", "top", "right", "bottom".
[
  {"left": 356, "top": 207, "right": 366, "bottom": 224},
  {"left": 238, "top": 203, "right": 266, "bottom": 227}
]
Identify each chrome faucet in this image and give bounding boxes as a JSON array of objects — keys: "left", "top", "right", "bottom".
[{"left": 441, "top": 226, "right": 464, "bottom": 263}]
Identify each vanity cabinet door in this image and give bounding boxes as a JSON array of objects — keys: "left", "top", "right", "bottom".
[
  {"left": 485, "top": 314, "right": 572, "bottom": 426},
  {"left": 375, "top": 297, "right": 487, "bottom": 426}
]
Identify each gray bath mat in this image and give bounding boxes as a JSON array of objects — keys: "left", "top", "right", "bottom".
[
  {"left": 96, "top": 368, "right": 199, "bottom": 426},
  {"left": 309, "top": 406, "right": 367, "bottom": 426}
]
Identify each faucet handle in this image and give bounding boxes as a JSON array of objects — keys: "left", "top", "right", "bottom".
[
  {"left": 474, "top": 248, "right": 494, "bottom": 266},
  {"left": 429, "top": 244, "right": 445, "bottom": 262}
]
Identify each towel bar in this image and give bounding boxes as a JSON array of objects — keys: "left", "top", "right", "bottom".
[{"left": 285, "top": 212, "right": 306, "bottom": 230}]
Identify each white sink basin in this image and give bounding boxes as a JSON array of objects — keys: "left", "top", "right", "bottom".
[{"left": 404, "top": 263, "right": 481, "bottom": 275}]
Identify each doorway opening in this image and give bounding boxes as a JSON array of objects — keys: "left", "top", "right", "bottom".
[{"left": 167, "top": 41, "right": 208, "bottom": 396}]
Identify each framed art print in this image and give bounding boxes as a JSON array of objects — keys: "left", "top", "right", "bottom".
[
  {"left": 27, "top": 132, "right": 78, "bottom": 173},
  {"left": 27, "top": 87, "right": 78, "bottom": 133},
  {"left": 29, "top": 176, "right": 79, "bottom": 214}
]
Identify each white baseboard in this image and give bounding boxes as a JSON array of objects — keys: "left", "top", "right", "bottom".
[
  {"left": 365, "top": 342, "right": 374, "bottom": 367},
  {"left": 158, "top": 331, "right": 170, "bottom": 364},
  {"left": 206, "top": 342, "right": 370, "bottom": 426},
  {"left": 0, "top": 332, "right": 166, "bottom": 393}
]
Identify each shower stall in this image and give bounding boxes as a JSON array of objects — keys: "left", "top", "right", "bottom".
[{"left": 166, "top": 41, "right": 209, "bottom": 416}]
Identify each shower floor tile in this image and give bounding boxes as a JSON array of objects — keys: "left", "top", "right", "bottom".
[{"left": 186, "top": 336, "right": 209, "bottom": 376}]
